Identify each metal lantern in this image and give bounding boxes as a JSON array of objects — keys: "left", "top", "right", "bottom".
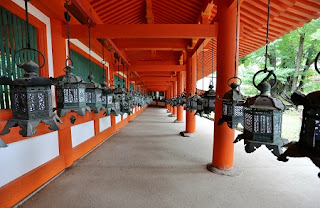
[
  {"left": 0, "top": 58, "right": 61, "bottom": 137},
  {"left": 202, "top": 84, "right": 216, "bottom": 115},
  {"left": 195, "top": 94, "right": 204, "bottom": 117},
  {"left": 186, "top": 93, "right": 198, "bottom": 112},
  {"left": 54, "top": 64, "right": 91, "bottom": 116},
  {"left": 111, "top": 87, "right": 121, "bottom": 116},
  {"left": 235, "top": 70, "right": 288, "bottom": 156},
  {"left": 278, "top": 84, "right": 320, "bottom": 177},
  {"left": 101, "top": 81, "right": 113, "bottom": 116},
  {"left": 218, "top": 77, "right": 245, "bottom": 129},
  {"left": 122, "top": 91, "right": 133, "bottom": 115},
  {"left": 112, "top": 86, "right": 126, "bottom": 115},
  {"left": 177, "top": 93, "right": 186, "bottom": 106},
  {"left": 0, "top": 138, "right": 7, "bottom": 148},
  {"left": 85, "top": 75, "right": 104, "bottom": 113}
]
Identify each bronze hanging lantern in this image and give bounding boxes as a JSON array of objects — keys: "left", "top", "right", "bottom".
[
  {"left": 54, "top": 63, "right": 91, "bottom": 116},
  {"left": 195, "top": 92, "right": 204, "bottom": 117},
  {"left": 85, "top": 24, "right": 104, "bottom": 113},
  {"left": 177, "top": 93, "right": 186, "bottom": 106},
  {"left": 186, "top": 93, "right": 198, "bottom": 112},
  {"left": 101, "top": 81, "right": 113, "bottom": 116},
  {"left": 85, "top": 75, "right": 104, "bottom": 113},
  {"left": 278, "top": 54, "right": 320, "bottom": 178},
  {"left": 54, "top": 2, "right": 90, "bottom": 117},
  {"left": 111, "top": 88, "right": 121, "bottom": 116},
  {"left": 218, "top": 77, "right": 245, "bottom": 129},
  {"left": 235, "top": 70, "right": 288, "bottom": 156},
  {"left": 0, "top": 0, "right": 61, "bottom": 137},
  {"left": 0, "top": 55, "right": 61, "bottom": 137},
  {"left": 202, "top": 40, "right": 216, "bottom": 115},
  {"left": 202, "top": 84, "right": 216, "bottom": 115},
  {"left": 0, "top": 138, "right": 7, "bottom": 148}
]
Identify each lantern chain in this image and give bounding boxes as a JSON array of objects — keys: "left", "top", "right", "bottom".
[
  {"left": 195, "top": 50, "right": 197, "bottom": 94},
  {"left": 202, "top": 43, "right": 204, "bottom": 91},
  {"left": 117, "top": 57, "right": 120, "bottom": 87},
  {"left": 65, "top": 0, "right": 71, "bottom": 64},
  {"left": 211, "top": 39, "right": 214, "bottom": 85},
  {"left": 122, "top": 61, "right": 125, "bottom": 89},
  {"left": 101, "top": 39, "right": 106, "bottom": 81},
  {"left": 88, "top": 21, "right": 92, "bottom": 78},
  {"left": 234, "top": 0, "right": 239, "bottom": 78},
  {"left": 264, "top": 0, "right": 271, "bottom": 72},
  {"left": 24, "top": 0, "right": 31, "bottom": 48}
]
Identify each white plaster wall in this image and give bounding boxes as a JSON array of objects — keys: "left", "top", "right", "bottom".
[
  {"left": 115, "top": 115, "right": 121, "bottom": 124},
  {"left": 99, "top": 116, "right": 111, "bottom": 132},
  {"left": 123, "top": 113, "right": 128, "bottom": 119},
  {"left": 71, "top": 121, "right": 95, "bottom": 148},
  {"left": 133, "top": 108, "right": 136, "bottom": 114},
  {"left": 0, "top": 131, "right": 59, "bottom": 187}
]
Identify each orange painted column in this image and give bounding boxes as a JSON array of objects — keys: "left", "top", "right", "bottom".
[
  {"left": 173, "top": 81, "right": 177, "bottom": 116},
  {"left": 176, "top": 72, "right": 183, "bottom": 121},
  {"left": 165, "top": 89, "right": 169, "bottom": 110},
  {"left": 168, "top": 86, "right": 172, "bottom": 112},
  {"left": 185, "top": 52, "right": 196, "bottom": 133},
  {"left": 211, "top": 0, "right": 238, "bottom": 170}
]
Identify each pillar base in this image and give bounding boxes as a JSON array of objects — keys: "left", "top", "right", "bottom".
[
  {"left": 168, "top": 114, "right": 176, "bottom": 117},
  {"left": 207, "top": 163, "right": 242, "bottom": 177},
  {"left": 179, "top": 131, "right": 196, "bottom": 137},
  {"left": 174, "top": 120, "right": 184, "bottom": 123}
]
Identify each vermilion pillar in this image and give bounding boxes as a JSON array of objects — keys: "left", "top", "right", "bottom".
[
  {"left": 181, "top": 52, "right": 196, "bottom": 136},
  {"left": 208, "top": 0, "right": 239, "bottom": 173},
  {"left": 172, "top": 81, "right": 177, "bottom": 116},
  {"left": 175, "top": 72, "right": 183, "bottom": 122}
]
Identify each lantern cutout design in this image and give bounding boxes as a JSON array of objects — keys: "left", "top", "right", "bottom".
[
  {"left": 122, "top": 91, "right": 133, "bottom": 115},
  {"left": 177, "top": 93, "right": 186, "bottom": 106},
  {"left": 54, "top": 64, "right": 91, "bottom": 117},
  {"left": 186, "top": 93, "right": 198, "bottom": 112},
  {"left": 202, "top": 84, "right": 216, "bottom": 115},
  {"left": 218, "top": 78, "right": 245, "bottom": 129},
  {"left": 195, "top": 93, "right": 204, "bottom": 117},
  {"left": 101, "top": 81, "right": 113, "bottom": 116},
  {"left": 0, "top": 138, "right": 7, "bottom": 148},
  {"left": 235, "top": 70, "right": 288, "bottom": 157},
  {"left": 111, "top": 86, "right": 124, "bottom": 116},
  {"left": 85, "top": 74, "right": 104, "bottom": 113},
  {"left": 278, "top": 89, "right": 320, "bottom": 178},
  {"left": 0, "top": 58, "right": 61, "bottom": 137}
]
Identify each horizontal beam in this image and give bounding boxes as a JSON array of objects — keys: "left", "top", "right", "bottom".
[
  {"left": 130, "top": 61, "right": 178, "bottom": 65},
  {"left": 129, "top": 65, "right": 185, "bottom": 72},
  {"left": 68, "top": 24, "right": 219, "bottom": 39},
  {"left": 112, "top": 39, "right": 188, "bottom": 51},
  {"left": 140, "top": 77, "right": 177, "bottom": 82}
]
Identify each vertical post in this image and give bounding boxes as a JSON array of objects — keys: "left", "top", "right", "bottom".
[
  {"left": 172, "top": 81, "right": 177, "bottom": 116},
  {"left": 208, "top": 0, "right": 239, "bottom": 173},
  {"left": 181, "top": 51, "right": 196, "bottom": 136},
  {"left": 175, "top": 72, "right": 183, "bottom": 122}
]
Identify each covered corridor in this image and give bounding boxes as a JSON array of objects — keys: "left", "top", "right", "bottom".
[{"left": 19, "top": 108, "right": 320, "bottom": 208}]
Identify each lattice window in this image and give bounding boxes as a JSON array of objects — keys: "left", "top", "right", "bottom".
[
  {"left": 0, "top": 7, "right": 38, "bottom": 109},
  {"left": 70, "top": 49, "right": 104, "bottom": 84}
]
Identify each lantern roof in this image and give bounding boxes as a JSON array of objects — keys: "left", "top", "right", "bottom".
[
  {"left": 0, "top": 61, "right": 52, "bottom": 86},
  {"left": 222, "top": 82, "right": 244, "bottom": 102},
  {"left": 245, "top": 81, "right": 285, "bottom": 111},
  {"left": 54, "top": 65, "right": 84, "bottom": 85}
]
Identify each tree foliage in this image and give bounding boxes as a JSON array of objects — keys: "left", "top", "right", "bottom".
[{"left": 239, "top": 18, "right": 320, "bottom": 97}]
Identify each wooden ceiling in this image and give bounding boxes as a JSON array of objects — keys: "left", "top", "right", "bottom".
[{"left": 32, "top": 0, "right": 320, "bottom": 91}]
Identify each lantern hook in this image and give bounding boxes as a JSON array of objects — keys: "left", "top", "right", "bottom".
[
  {"left": 315, "top": 51, "right": 320, "bottom": 74},
  {"left": 252, "top": 69, "right": 277, "bottom": 90},
  {"left": 14, "top": 48, "right": 46, "bottom": 69}
]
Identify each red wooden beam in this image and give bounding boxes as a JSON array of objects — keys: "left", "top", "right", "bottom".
[
  {"left": 113, "top": 39, "right": 188, "bottom": 51},
  {"left": 140, "top": 77, "right": 177, "bottom": 82},
  {"left": 68, "top": 24, "right": 219, "bottom": 39},
  {"left": 129, "top": 65, "right": 186, "bottom": 72}
]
